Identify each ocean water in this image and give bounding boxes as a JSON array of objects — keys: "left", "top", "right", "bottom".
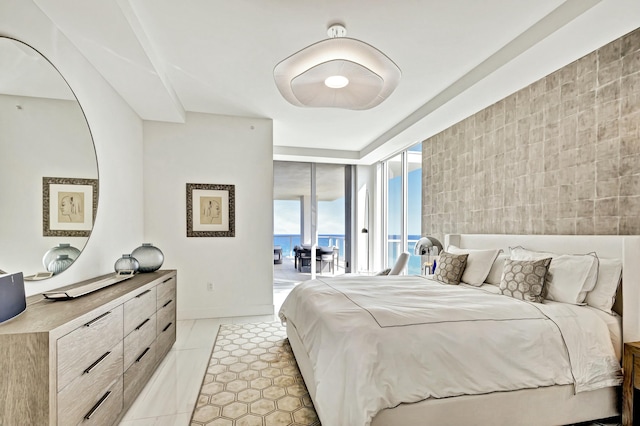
[{"left": 274, "top": 234, "right": 423, "bottom": 275}]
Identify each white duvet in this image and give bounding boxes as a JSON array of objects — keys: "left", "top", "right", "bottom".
[{"left": 278, "top": 275, "right": 622, "bottom": 426}]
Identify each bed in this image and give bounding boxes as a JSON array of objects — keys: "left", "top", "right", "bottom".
[{"left": 278, "top": 234, "right": 640, "bottom": 426}]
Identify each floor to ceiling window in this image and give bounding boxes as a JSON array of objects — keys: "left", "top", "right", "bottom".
[
  {"left": 385, "top": 153, "right": 403, "bottom": 270},
  {"left": 383, "top": 142, "right": 422, "bottom": 274},
  {"left": 273, "top": 161, "right": 350, "bottom": 278},
  {"left": 316, "top": 164, "right": 346, "bottom": 268}
]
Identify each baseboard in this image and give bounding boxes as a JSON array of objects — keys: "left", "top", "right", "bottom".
[{"left": 177, "top": 303, "right": 274, "bottom": 320}]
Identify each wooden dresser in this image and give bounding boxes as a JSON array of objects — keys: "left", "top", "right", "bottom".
[{"left": 0, "top": 270, "right": 177, "bottom": 425}]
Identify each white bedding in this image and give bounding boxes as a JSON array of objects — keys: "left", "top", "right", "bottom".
[{"left": 278, "top": 274, "right": 622, "bottom": 426}]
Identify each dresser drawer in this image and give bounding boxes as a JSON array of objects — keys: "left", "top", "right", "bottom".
[
  {"left": 123, "top": 286, "right": 157, "bottom": 336},
  {"left": 157, "top": 319, "right": 176, "bottom": 361},
  {"left": 78, "top": 376, "right": 123, "bottom": 426},
  {"left": 124, "top": 340, "right": 157, "bottom": 403},
  {"left": 157, "top": 297, "right": 176, "bottom": 336},
  {"left": 57, "top": 305, "right": 124, "bottom": 391},
  {"left": 156, "top": 275, "right": 176, "bottom": 308},
  {"left": 124, "top": 313, "right": 157, "bottom": 371},
  {"left": 58, "top": 340, "right": 123, "bottom": 425}
]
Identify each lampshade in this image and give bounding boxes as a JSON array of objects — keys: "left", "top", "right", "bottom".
[
  {"left": 273, "top": 25, "right": 401, "bottom": 110},
  {"left": 414, "top": 237, "right": 443, "bottom": 256}
]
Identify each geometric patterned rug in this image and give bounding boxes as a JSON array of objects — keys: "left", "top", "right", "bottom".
[
  {"left": 190, "top": 322, "right": 320, "bottom": 426},
  {"left": 190, "top": 323, "right": 621, "bottom": 426}
]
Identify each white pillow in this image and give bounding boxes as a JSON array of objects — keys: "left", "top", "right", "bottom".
[
  {"left": 485, "top": 253, "right": 510, "bottom": 285},
  {"left": 447, "top": 245, "right": 502, "bottom": 286},
  {"left": 585, "top": 258, "right": 622, "bottom": 314},
  {"left": 509, "top": 247, "right": 599, "bottom": 305}
]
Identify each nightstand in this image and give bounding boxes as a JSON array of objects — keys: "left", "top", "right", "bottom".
[{"left": 623, "top": 342, "right": 640, "bottom": 425}]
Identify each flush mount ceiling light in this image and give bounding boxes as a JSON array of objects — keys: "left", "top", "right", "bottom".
[{"left": 273, "top": 24, "right": 401, "bottom": 110}]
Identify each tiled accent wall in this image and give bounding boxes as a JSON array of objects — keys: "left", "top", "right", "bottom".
[{"left": 423, "top": 27, "right": 640, "bottom": 240}]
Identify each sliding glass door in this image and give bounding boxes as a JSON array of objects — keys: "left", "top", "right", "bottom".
[
  {"left": 385, "top": 153, "right": 404, "bottom": 269},
  {"left": 273, "top": 161, "right": 349, "bottom": 278},
  {"left": 383, "top": 143, "right": 422, "bottom": 274}
]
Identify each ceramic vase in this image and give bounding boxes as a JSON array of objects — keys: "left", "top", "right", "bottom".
[
  {"left": 131, "top": 243, "right": 164, "bottom": 273},
  {"left": 114, "top": 254, "right": 140, "bottom": 273}
]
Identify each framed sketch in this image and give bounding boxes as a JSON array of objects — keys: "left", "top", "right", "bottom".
[
  {"left": 43, "top": 177, "right": 98, "bottom": 237},
  {"left": 186, "top": 183, "right": 235, "bottom": 237}
]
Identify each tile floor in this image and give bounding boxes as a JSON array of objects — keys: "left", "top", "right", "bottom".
[
  {"left": 120, "top": 257, "right": 306, "bottom": 425},
  {"left": 119, "top": 314, "right": 278, "bottom": 425}
]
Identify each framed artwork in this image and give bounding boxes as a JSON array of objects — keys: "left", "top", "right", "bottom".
[
  {"left": 186, "top": 183, "right": 235, "bottom": 237},
  {"left": 43, "top": 177, "right": 98, "bottom": 237}
]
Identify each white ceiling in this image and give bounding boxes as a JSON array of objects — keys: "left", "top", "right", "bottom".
[{"left": 29, "top": 0, "right": 640, "bottom": 164}]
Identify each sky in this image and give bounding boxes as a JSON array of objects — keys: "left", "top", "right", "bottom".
[
  {"left": 388, "top": 167, "right": 422, "bottom": 236},
  {"left": 273, "top": 198, "right": 345, "bottom": 235}
]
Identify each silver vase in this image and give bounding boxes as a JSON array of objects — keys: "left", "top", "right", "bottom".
[
  {"left": 47, "top": 254, "right": 74, "bottom": 275},
  {"left": 42, "top": 243, "right": 80, "bottom": 270},
  {"left": 114, "top": 254, "right": 140, "bottom": 273},
  {"left": 131, "top": 243, "right": 164, "bottom": 273}
]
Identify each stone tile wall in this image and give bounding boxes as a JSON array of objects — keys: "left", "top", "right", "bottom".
[{"left": 423, "top": 27, "right": 640, "bottom": 240}]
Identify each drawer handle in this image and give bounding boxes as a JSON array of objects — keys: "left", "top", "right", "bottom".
[
  {"left": 136, "top": 347, "right": 151, "bottom": 363},
  {"left": 135, "top": 318, "right": 150, "bottom": 331},
  {"left": 162, "top": 322, "right": 173, "bottom": 332},
  {"left": 84, "top": 351, "right": 111, "bottom": 375},
  {"left": 162, "top": 277, "right": 173, "bottom": 283},
  {"left": 84, "top": 390, "right": 111, "bottom": 420},
  {"left": 136, "top": 289, "right": 151, "bottom": 298},
  {"left": 84, "top": 311, "right": 111, "bottom": 327},
  {"left": 162, "top": 299, "right": 173, "bottom": 308}
]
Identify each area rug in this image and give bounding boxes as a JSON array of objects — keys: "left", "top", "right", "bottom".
[
  {"left": 191, "top": 322, "right": 621, "bottom": 426},
  {"left": 190, "top": 322, "right": 320, "bottom": 426}
]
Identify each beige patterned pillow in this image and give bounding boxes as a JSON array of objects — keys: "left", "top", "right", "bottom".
[
  {"left": 499, "top": 258, "right": 552, "bottom": 303},
  {"left": 433, "top": 252, "right": 468, "bottom": 285}
]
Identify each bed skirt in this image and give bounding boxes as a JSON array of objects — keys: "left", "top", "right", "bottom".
[{"left": 286, "top": 320, "right": 620, "bottom": 426}]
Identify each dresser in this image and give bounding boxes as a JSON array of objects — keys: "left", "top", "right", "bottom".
[{"left": 0, "top": 270, "right": 177, "bottom": 425}]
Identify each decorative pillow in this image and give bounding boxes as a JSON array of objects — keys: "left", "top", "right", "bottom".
[
  {"left": 499, "top": 258, "right": 552, "bottom": 303},
  {"left": 509, "top": 247, "right": 598, "bottom": 305},
  {"left": 433, "top": 252, "right": 468, "bottom": 285},
  {"left": 447, "top": 245, "right": 502, "bottom": 286},
  {"left": 585, "top": 258, "right": 622, "bottom": 314},
  {"left": 375, "top": 268, "right": 392, "bottom": 276},
  {"left": 485, "top": 254, "right": 510, "bottom": 285}
]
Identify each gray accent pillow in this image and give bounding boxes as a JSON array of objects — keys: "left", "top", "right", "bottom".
[
  {"left": 433, "top": 252, "right": 468, "bottom": 285},
  {"left": 375, "top": 268, "right": 391, "bottom": 276},
  {"left": 499, "top": 258, "right": 552, "bottom": 303}
]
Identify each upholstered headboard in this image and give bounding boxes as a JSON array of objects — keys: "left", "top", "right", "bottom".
[{"left": 445, "top": 234, "right": 640, "bottom": 343}]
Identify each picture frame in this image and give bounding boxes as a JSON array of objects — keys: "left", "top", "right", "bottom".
[
  {"left": 43, "top": 177, "right": 98, "bottom": 237},
  {"left": 186, "top": 183, "right": 235, "bottom": 237}
]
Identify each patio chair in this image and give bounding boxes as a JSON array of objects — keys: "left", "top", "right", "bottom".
[{"left": 388, "top": 252, "right": 410, "bottom": 275}]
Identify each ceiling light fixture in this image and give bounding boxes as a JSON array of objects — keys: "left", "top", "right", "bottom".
[
  {"left": 324, "top": 75, "right": 349, "bottom": 89},
  {"left": 273, "top": 24, "right": 401, "bottom": 110}
]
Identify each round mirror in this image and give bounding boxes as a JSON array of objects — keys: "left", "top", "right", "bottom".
[{"left": 0, "top": 37, "right": 98, "bottom": 279}]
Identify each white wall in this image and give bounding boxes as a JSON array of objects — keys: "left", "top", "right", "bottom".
[
  {"left": 1, "top": 0, "right": 145, "bottom": 296},
  {"left": 143, "top": 113, "right": 274, "bottom": 319},
  {"left": 0, "top": 95, "right": 96, "bottom": 275}
]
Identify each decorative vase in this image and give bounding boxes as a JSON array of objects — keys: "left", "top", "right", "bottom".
[
  {"left": 42, "top": 243, "right": 81, "bottom": 270},
  {"left": 47, "top": 254, "right": 74, "bottom": 275},
  {"left": 114, "top": 254, "right": 140, "bottom": 273},
  {"left": 131, "top": 243, "right": 164, "bottom": 273}
]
